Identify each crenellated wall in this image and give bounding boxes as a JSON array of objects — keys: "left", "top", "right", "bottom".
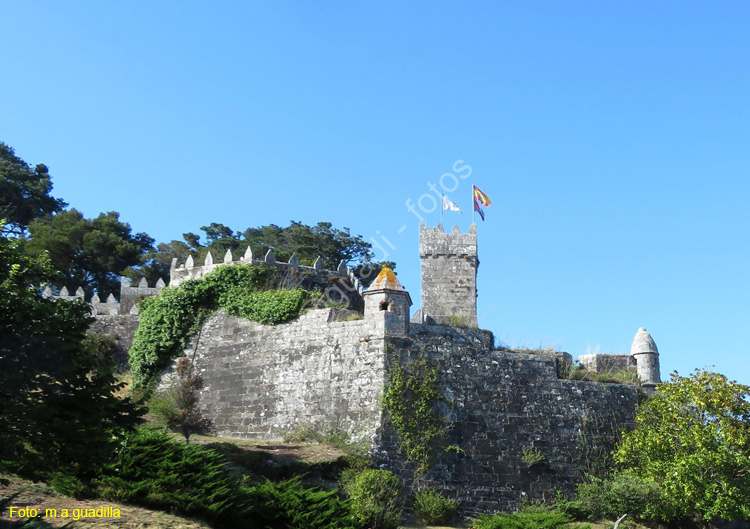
[
  {"left": 42, "top": 277, "right": 166, "bottom": 316},
  {"left": 169, "top": 248, "right": 366, "bottom": 310}
]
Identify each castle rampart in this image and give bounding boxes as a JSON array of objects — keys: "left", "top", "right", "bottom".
[
  {"left": 189, "top": 308, "right": 640, "bottom": 513},
  {"left": 192, "top": 308, "right": 388, "bottom": 442},
  {"left": 377, "top": 325, "right": 639, "bottom": 512}
]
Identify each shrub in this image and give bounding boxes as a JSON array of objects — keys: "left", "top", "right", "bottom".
[
  {"left": 413, "top": 487, "right": 458, "bottom": 525},
  {"left": 247, "top": 477, "right": 357, "bottom": 529},
  {"left": 575, "top": 471, "right": 667, "bottom": 521},
  {"left": 50, "top": 473, "right": 90, "bottom": 498},
  {"left": 97, "top": 429, "right": 236, "bottom": 521},
  {"left": 614, "top": 370, "right": 750, "bottom": 522},
  {"left": 98, "top": 428, "right": 358, "bottom": 528},
  {"left": 470, "top": 511, "right": 573, "bottom": 529},
  {"left": 552, "top": 490, "right": 589, "bottom": 521},
  {"left": 341, "top": 468, "right": 402, "bottom": 529},
  {"left": 148, "top": 358, "right": 209, "bottom": 442},
  {"left": 82, "top": 332, "right": 120, "bottom": 371}
]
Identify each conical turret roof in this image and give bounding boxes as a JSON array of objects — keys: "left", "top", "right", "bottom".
[
  {"left": 368, "top": 267, "right": 405, "bottom": 292},
  {"left": 631, "top": 327, "right": 658, "bottom": 355}
]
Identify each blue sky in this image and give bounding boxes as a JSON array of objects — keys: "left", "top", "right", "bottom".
[{"left": 2, "top": 2, "right": 749, "bottom": 384}]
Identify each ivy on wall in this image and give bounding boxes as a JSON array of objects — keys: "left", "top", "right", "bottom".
[
  {"left": 382, "top": 355, "right": 455, "bottom": 474},
  {"left": 129, "top": 264, "right": 309, "bottom": 388}
]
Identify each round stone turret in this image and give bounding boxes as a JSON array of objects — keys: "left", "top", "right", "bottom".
[
  {"left": 363, "top": 267, "right": 412, "bottom": 337},
  {"left": 630, "top": 327, "right": 660, "bottom": 387}
]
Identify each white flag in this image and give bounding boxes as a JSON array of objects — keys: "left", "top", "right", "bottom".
[{"left": 442, "top": 195, "right": 462, "bottom": 213}]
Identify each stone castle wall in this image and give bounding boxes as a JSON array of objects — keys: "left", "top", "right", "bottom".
[
  {"left": 187, "top": 308, "right": 639, "bottom": 513},
  {"left": 377, "top": 325, "right": 639, "bottom": 513},
  {"left": 89, "top": 315, "right": 141, "bottom": 368},
  {"left": 190, "top": 308, "right": 388, "bottom": 442},
  {"left": 419, "top": 223, "right": 478, "bottom": 327}
]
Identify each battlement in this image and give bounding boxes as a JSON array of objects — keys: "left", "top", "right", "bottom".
[
  {"left": 418, "top": 223, "right": 478, "bottom": 327},
  {"left": 419, "top": 222, "right": 478, "bottom": 259},
  {"left": 170, "top": 247, "right": 364, "bottom": 294},
  {"left": 42, "top": 277, "right": 166, "bottom": 316}
]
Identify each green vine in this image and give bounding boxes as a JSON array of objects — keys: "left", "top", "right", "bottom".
[
  {"left": 129, "top": 264, "right": 309, "bottom": 388},
  {"left": 382, "top": 355, "right": 454, "bottom": 474}
]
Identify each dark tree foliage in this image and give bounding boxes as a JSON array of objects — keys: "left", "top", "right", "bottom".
[
  {"left": 25, "top": 209, "right": 154, "bottom": 296},
  {"left": 0, "top": 229, "right": 143, "bottom": 478},
  {"left": 125, "top": 239, "right": 191, "bottom": 286},
  {"left": 0, "top": 142, "right": 66, "bottom": 235},
  {"left": 241, "top": 221, "right": 373, "bottom": 269}
]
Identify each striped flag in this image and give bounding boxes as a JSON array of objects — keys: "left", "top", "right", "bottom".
[
  {"left": 473, "top": 185, "right": 491, "bottom": 206},
  {"left": 474, "top": 199, "right": 485, "bottom": 221}
]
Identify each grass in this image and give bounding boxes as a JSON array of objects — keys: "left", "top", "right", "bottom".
[{"left": 565, "top": 367, "right": 639, "bottom": 385}]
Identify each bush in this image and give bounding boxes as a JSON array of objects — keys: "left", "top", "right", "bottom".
[
  {"left": 413, "top": 487, "right": 458, "bottom": 525},
  {"left": 341, "top": 468, "right": 402, "bottom": 529},
  {"left": 97, "top": 429, "right": 236, "bottom": 521},
  {"left": 575, "top": 471, "right": 667, "bottom": 521},
  {"left": 614, "top": 370, "right": 750, "bottom": 522},
  {"left": 97, "top": 428, "right": 359, "bottom": 529},
  {"left": 247, "top": 477, "right": 357, "bottom": 529},
  {"left": 552, "top": 490, "right": 589, "bottom": 521},
  {"left": 470, "top": 511, "right": 573, "bottom": 529},
  {"left": 50, "top": 473, "right": 90, "bottom": 498}
]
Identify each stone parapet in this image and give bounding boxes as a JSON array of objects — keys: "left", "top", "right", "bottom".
[{"left": 42, "top": 277, "right": 166, "bottom": 316}]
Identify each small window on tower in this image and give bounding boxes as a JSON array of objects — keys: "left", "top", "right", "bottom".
[{"left": 379, "top": 300, "right": 390, "bottom": 311}]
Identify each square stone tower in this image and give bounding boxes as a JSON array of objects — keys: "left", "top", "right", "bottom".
[{"left": 419, "top": 223, "right": 478, "bottom": 327}]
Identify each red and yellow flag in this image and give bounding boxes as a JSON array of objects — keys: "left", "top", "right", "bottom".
[{"left": 473, "top": 185, "right": 491, "bottom": 207}]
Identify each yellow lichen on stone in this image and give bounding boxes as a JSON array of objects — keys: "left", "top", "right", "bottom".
[{"left": 370, "top": 267, "right": 404, "bottom": 291}]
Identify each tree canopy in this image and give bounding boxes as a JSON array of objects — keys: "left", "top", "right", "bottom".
[
  {"left": 0, "top": 142, "right": 66, "bottom": 235},
  {"left": 614, "top": 370, "right": 750, "bottom": 522},
  {"left": 25, "top": 209, "right": 154, "bottom": 296},
  {"left": 0, "top": 228, "right": 143, "bottom": 477}
]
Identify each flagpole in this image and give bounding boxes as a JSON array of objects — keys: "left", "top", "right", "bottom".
[
  {"left": 440, "top": 193, "right": 444, "bottom": 228},
  {"left": 471, "top": 182, "right": 475, "bottom": 224}
]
